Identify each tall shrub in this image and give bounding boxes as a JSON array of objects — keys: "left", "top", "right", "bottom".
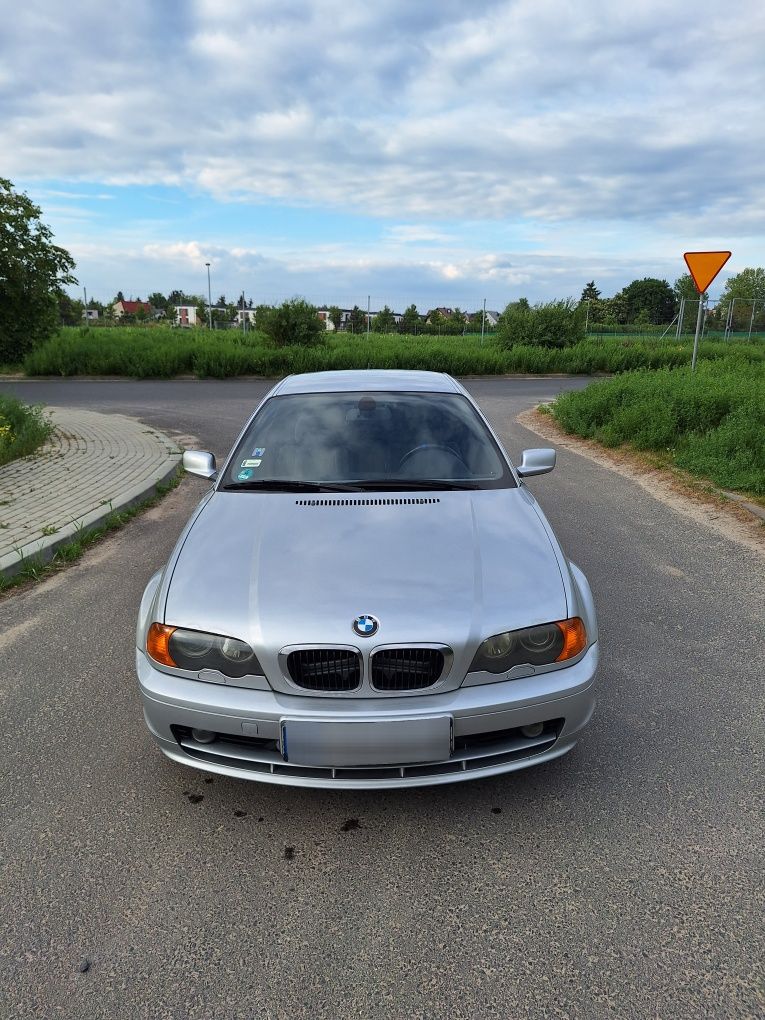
[
  {"left": 257, "top": 298, "right": 326, "bottom": 347},
  {"left": 497, "top": 299, "right": 586, "bottom": 349}
]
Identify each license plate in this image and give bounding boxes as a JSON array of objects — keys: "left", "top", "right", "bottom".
[{"left": 281, "top": 716, "right": 452, "bottom": 768}]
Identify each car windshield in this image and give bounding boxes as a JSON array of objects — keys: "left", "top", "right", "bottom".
[{"left": 221, "top": 390, "right": 514, "bottom": 491}]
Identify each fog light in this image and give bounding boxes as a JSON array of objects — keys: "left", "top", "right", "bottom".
[
  {"left": 191, "top": 728, "right": 216, "bottom": 744},
  {"left": 521, "top": 722, "right": 545, "bottom": 738}
]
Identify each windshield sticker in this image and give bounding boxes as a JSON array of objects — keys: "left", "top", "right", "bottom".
[
  {"left": 241, "top": 459, "right": 262, "bottom": 467},
  {"left": 237, "top": 468, "right": 254, "bottom": 481},
  {"left": 251, "top": 447, "right": 266, "bottom": 457}
]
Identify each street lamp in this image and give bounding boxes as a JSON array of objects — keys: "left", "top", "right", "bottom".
[{"left": 205, "top": 262, "right": 212, "bottom": 329}]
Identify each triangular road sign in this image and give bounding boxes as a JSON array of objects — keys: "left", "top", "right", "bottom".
[{"left": 683, "top": 251, "right": 731, "bottom": 294}]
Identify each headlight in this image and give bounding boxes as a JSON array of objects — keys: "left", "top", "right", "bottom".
[
  {"left": 146, "top": 624, "right": 264, "bottom": 678},
  {"left": 469, "top": 618, "right": 587, "bottom": 674}
]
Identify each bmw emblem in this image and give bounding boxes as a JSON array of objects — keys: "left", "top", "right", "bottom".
[{"left": 353, "top": 614, "right": 379, "bottom": 638}]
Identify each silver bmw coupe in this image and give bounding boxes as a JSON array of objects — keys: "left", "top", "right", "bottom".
[{"left": 136, "top": 370, "right": 597, "bottom": 788}]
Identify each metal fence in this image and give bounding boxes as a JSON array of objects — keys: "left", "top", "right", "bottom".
[{"left": 584, "top": 297, "right": 765, "bottom": 342}]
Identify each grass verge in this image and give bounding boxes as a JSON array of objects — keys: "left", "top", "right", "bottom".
[
  {"left": 548, "top": 362, "right": 765, "bottom": 496},
  {"left": 0, "top": 471, "right": 182, "bottom": 594},
  {"left": 18, "top": 325, "right": 765, "bottom": 378},
  {"left": 0, "top": 395, "right": 53, "bottom": 468}
]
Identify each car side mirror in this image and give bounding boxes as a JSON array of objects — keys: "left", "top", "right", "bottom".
[
  {"left": 517, "top": 448, "right": 556, "bottom": 478},
  {"left": 183, "top": 450, "right": 217, "bottom": 481}
]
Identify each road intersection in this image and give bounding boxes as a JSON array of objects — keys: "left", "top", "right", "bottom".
[{"left": 1, "top": 377, "right": 762, "bottom": 1019}]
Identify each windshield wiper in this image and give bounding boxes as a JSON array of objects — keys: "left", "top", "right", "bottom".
[
  {"left": 221, "top": 479, "right": 365, "bottom": 493},
  {"left": 353, "top": 478, "right": 481, "bottom": 491}
]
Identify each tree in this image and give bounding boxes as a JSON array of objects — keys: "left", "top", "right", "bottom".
[
  {"left": 617, "top": 278, "right": 676, "bottom": 324},
  {"left": 372, "top": 305, "right": 396, "bottom": 333},
  {"left": 673, "top": 274, "right": 707, "bottom": 303},
  {"left": 0, "top": 178, "right": 77, "bottom": 362},
  {"left": 450, "top": 308, "right": 466, "bottom": 331},
  {"left": 719, "top": 267, "right": 765, "bottom": 302},
  {"left": 471, "top": 310, "right": 485, "bottom": 329},
  {"left": 426, "top": 309, "right": 447, "bottom": 333},
  {"left": 258, "top": 297, "right": 326, "bottom": 347},
  {"left": 716, "top": 267, "right": 765, "bottom": 329},
  {"left": 57, "top": 293, "right": 84, "bottom": 326},
  {"left": 169, "top": 289, "right": 201, "bottom": 307},
  {"left": 147, "top": 291, "right": 168, "bottom": 310},
  {"left": 328, "top": 305, "right": 343, "bottom": 331},
  {"left": 216, "top": 294, "right": 227, "bottom": 308},
  {"left": 399, "top": 304, "right": 420, "bottom": 334},
  {"left": 114, "top": 290, "right": 125, "bottom": 303},
  {"left": 348, "top": 305, "right": 366, "bottom": 334},
  {"left": 580, "top": 281, "right": 600, "bottom": 302},
  {"left": 498, "top": 298, "right": 529, "bottom": 328}
]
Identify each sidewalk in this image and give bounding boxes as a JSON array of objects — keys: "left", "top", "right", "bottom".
[{"left": 0, "top": 407, "right": 182, "bottom": 577}]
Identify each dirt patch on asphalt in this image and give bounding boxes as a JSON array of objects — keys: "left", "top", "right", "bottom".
[{"left": 518, "top": 407, "right": 765, "bottom": 557}]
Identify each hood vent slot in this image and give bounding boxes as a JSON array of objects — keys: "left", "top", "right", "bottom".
[{"left": 295, "top": 497, "right": 440, "bottom": 507}]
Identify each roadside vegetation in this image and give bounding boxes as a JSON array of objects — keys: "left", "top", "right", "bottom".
[
  {"left": 0, "top": 178, "right": 77, "bottom": 365},
  {"left": 548, "top": 362, "right": 765, "bottom": 496},
  {"left": 20, "top": 325, "right": 765, "bottom": 378},
  {"left": 0, "top": 395, "right": 53, "bottom": 468}
]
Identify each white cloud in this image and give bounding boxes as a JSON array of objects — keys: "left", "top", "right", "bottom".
[
  {"left": 3, "top": 0, "right": 764, "bottom": 309},
  {"left": 2, "top": 0, "right": 763, "bottom": 225}
]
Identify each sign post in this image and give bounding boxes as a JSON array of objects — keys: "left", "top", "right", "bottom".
[{"left": 683, "top": 251, "right": 731, "bottom": 372}]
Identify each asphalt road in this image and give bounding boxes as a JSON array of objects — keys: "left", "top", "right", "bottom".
[{"left": 1, "top": 377, "right": 763, "bottom": 1020}]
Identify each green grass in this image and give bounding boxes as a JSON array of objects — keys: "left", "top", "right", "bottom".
[
  {"left": 17, "top": 325, "right": 765, "bottom": 378},
  {"left": 549, "top": 362, "right": 765, "bottom": 496},
  {"left": 0, "top": 394, "right": 54, "bottom": 468}
]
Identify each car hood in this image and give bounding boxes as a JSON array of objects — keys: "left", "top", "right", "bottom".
[{"left": 163, "top": 489, "right": 568, "bottom": 658}]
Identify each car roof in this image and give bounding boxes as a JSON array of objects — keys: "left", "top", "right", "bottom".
[{"left": 273, "top": 370, "right": 463, "bottom": 396}]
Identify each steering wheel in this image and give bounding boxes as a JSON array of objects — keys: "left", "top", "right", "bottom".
[{"left": 397, "top": 444, "right": 470, "bottom": 473}]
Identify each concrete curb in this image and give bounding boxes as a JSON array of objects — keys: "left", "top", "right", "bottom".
[
  {"left": 0, "top": 409, "right": 183, "bottom": 578},
  {"left": 0, "top": 462, "right": 181, "bottom": 577}
]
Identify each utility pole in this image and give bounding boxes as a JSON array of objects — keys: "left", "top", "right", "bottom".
[
  {"left": 83, "top": 286, "right": 88, "bottom": 328},
  {"left": 480, "top": 298, "right": 486, "bottom": 345},
  {"left": 367, "top": 295, "right": 370, "bottom": 338},
  {"left": 205, "top": 263, "right": 212, "bottom": 329}
]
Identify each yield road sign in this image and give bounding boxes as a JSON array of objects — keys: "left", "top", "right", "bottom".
[{"left": 683, "top": 251, "right": 731, "bottom": 294}]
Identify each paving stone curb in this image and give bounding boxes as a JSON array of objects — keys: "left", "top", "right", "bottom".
[{"left": 0, "top": 408, "right": 182, "bottom": 577}]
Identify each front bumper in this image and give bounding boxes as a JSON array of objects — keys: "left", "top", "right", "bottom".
[{"left": 137, "top": 643, "right": 598, "bottom": 789}]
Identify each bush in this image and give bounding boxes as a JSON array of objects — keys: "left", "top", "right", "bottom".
[
  {"left": 21, "top": 326, "right": 765, "bottom": 379},
  {"left": 550, "top": 362, "right": 765, "bottom": 495},
  {"left": 257, "top": 298, "right": 326, "bottom": 348},
  {"left": 0, "top": 394, "right": 53, "bottom": 467},
  {"left": 497, "top": 299, "right": 586, "bottom": 349}
]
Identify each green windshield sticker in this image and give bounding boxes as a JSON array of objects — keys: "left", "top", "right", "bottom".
[{"left": 237, "top": 468, "right": 254, "bottom": 481}]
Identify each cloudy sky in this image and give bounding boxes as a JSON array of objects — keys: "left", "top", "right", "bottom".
[{"left": 3, "top": 0, "right": 764, "bottom": 310}]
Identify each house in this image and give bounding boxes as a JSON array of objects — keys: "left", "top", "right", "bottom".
[
  {"left": 175, "top": 304, "right": 198, "bottom": 327},
  {"left": 113, "top": 300, "right": 153, "bottom": 319},
  {"left": 236, "top": 309, "right": 257, "bottom": 326},
  {"left": 426, "top": 307, "right": 453, "bottom": 322},
  {"left": 472, "top": 310, "right": 500, "bottom": 327}
]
